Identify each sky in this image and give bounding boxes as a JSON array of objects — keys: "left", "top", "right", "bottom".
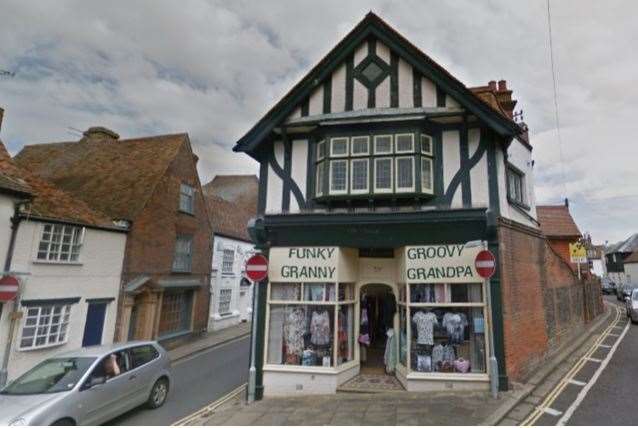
[{"left": 0, "top": 0, "right": 636, "bottom": 244}]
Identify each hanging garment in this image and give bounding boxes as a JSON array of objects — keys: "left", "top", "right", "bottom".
[
  {"left": 383, "top": 328, "right": 397, "bottom": 373},
  {"left": 412, "top": 311, "right": 438, "bottom": 345},
  {"left": 442, "top": 312, "right": 468, "bottom": 345},
  {"left": 359, "top": 299, "right": 370, "bottom": 346},
  {"left": 310, "top": 310, "right": 331, "bottom": 346},
  {"left": 283, "top": 307, "right": 306, "bottom": 356},
  {"left": 301, "top": 349, "right": 316, "bottom": 366},
  {"left": 338, "top": 311, "right": 348, "bottom": 361},
  {"left": 382, "top": 293, "right": 397, "bottom": 329}
]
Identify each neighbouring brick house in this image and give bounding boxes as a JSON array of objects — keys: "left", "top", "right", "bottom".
[
  {"left": 233, "top": 12, "right": 603, "bottom": 397},
  {"left": 537, "top": 200, "right": 583, "bottom": 270},
  {"left": 15, "top": 127, "right": 212, "bottom": 343}
]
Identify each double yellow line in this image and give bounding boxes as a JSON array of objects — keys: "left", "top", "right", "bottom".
[
  {"left": 520, "top": 304, "right": 623, "bottom": 426},
  {"left": 171, "top": 383, "right": 247, "bottom": 426}
]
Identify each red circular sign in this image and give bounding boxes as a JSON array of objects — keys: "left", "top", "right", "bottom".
[
  {"left": 245, "top": 254, "right": 269, "bottom": 282},
  {"left": 0, "top": 275, "right": 20, "bottom": 302},
  {"left": 475, "top": 250, "right": 496, "bottom": 279}
]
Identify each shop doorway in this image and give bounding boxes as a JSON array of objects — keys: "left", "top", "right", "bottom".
[{"left": 359, "top": 283, "right": 396, "bottom": 374}]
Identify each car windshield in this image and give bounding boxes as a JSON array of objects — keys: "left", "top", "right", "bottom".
[{"left": 0, "top": 357, "right": 96, "bottom": 395}]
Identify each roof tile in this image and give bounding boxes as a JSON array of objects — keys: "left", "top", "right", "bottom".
[{"left": 536, "top": 205, "right": 582, "bottom": 238}]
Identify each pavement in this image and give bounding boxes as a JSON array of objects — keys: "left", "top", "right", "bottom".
[
  {"left": 110, "top": 323, "right": 251, "bottom": 425},
  {"left": 178, "top": 302, "right": 613, "bottom": 426}
]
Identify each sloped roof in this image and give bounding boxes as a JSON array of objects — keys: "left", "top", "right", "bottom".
[
  {"left": 205, "top": 195, "right": 253, "bottom": 242},
  {"left": 623, "top": 251, "right": 638, "bottom": 264},
  {"left": 233, "top": 12, "right": 521, "bottom": 156},
  {"left": 536, "top": 205, "right": 582, "bottom": 238},
  {"left": 203, "top": 175, "right": 258, "bottom": 213},
  {"left": 0, "top": 141, "right": 32, "bottom": 196},
  {"left": 15, "top": 132, "right": 188, "bottom": 221},
  {"left": 607, "top": 233, "right": 638, "bottom": 254},
  {"left": 0, "top": 141, "right": 119, "bottom": 229}
]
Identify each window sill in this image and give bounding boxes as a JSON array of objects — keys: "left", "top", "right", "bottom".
[
  {"left": 18, "top": 341, "right": 67, "bottom": 352},
  {"left": 171, "top": 269, "right": 193, "bottom": 274},
  {"left": 32, "top": 260, "right": 83, "bottom": 266},
  {"left": 213, "top": 311, "right": 239, "bottom": 320},
  {"left": 314, "top": 192, "right": 435, "bottom": 202},
  {"left": 263, "top": 359, "right": 358, "bottom": 374},
  {"left": 178, "top": 209, "right": 195, "bottom": 217},
  {"left": 507, "top": 196, "right": 530, "bottom": 211}
]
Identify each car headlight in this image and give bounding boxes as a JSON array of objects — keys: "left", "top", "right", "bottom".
[{"left": 8, "top": 417, "right": 27, "bottom": 426}]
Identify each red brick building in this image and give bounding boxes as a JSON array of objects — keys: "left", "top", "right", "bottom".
[
  {"left": 537, "top": 200, "right": 582, "bottom": 270},
  {"left": 15, "top": 127, "right": 212, "bottom": 343}
]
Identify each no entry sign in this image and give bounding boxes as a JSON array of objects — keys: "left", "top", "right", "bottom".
[
  {"left": 245, "top": 254, "right": 269, "bottom": 282},
  {"left": 0, "top": 275, "right": 19, "bottom": 302},
  {"left": 475, "top": 250, "right": 496, "bottom": 279}
]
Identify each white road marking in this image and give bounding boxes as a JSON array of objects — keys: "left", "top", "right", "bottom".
[
  {"left": 567, "top": 379, "right": 586, "bottom": 386},
  {"left": 171, "top": 383, "right": 247, "bottom": 425},
  {"left": 606, "top": 333, "right": 620, "bottom": 337},
  {"left": 557, "top": 321, "right": 631, "bottom": 425},
  {"left": 597, "top": 344, "right": 612, "bottom": 348},
  {"left": 543, "top": 407, "right": 563, "bottom": 416},
  {"left": 584, "top": 357, "right": 602, "bottom": 363}
]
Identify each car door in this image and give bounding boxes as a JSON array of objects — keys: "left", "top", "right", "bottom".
[{"left": 126, "top": 345, "right": 161, "bottom": 403}]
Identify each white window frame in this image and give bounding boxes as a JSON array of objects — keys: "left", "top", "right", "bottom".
[
  {"left": 179, "top": 183, "right": 195, "bottom": 214},
  {"left": 420, "top": 134, "right": 433, "bottom": 155},
  {"left": 19, "top": 304, "right": 72, "bottom": 350},
  {"left": 350, "top": 136, "right": 370, "bottom": 156},
  {"left": 350, "top": 158, "right": 369, "bottom": 194},
  {"left": 222, "top": 248, "right": 235, "bottom": 275},
  {"left": 315, "top": 161, "right": 325, "bottom": 197},
  {"left": 36, "top": 224, "right": 85, "bottom": 264},
  {"left": 218, "top": 289, "right": 233, "bottom": 315},
  {"left": 373, "top": 135, "right": 393, "bottom": 155},
  {"left": 395, "top": 133, "right": 415, "bottom": 154},
  {"left": 329, "top": 137, "right": 349, "bottom": 158},
  {"left": 316, "top": 140, "right": 326, "bottom": 161},
  {"left": 395, "top": 156, "right": 416, "bottom": 193},
  {"left": 374, "top": 157, "right": 394, "bottom": 194},
  {"left": 329, "top": 159, "right": 349, "bottom": 195},
  {"left": 421, "top": 157, "right": 434, "bottom": 194}
]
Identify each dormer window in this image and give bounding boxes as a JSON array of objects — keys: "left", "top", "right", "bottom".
[{"left": 315, "top": 129, "right": 435, "bottom": 200}]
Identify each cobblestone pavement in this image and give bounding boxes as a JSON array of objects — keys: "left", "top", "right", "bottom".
[{"left": 198, "top": 390, "right": 514, "bottom": 426}]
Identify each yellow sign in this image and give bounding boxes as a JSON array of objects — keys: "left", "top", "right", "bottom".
[{"left": 569, "top": 242, "right": 587, "bottom": 263}]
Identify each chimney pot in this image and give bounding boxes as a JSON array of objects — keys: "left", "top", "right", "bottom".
[
  {"left": 488, "top": 80, "right": 497, "bottom": 91},
  {"left": 82, "top": 126, "right": 120, "bottom": 142},
  {"left": 565, "top": 198, "right": 569, "bottom": 208},
  {"left": 498, "top": 80, "right": 507, "bottom": 91}
]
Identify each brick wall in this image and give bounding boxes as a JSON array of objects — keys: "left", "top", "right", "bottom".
[{"left": 497, "top": 218, "right": 603, "bottom": 383}]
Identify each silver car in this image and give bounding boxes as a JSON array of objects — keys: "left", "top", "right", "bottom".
[
  {"left": 0, "top": 341, "right": 171, "bottom": 426},
  {"left": 626, "top": 289, "right": 638, "bottom": 324}
]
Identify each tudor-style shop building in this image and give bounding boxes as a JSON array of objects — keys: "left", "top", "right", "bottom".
[{"left": 235, "top": 13, "right": 602, "bottom": 397}]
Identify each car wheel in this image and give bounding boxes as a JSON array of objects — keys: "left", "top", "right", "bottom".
[
  {"left": 51, "top": 418, "right": 76, "bottom": 426},
  {"left": 147, "top": 377, "right": 169, "bottom": 409}
]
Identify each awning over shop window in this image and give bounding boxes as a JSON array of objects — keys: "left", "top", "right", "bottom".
[{"left": 268, "top": 247, "right": 358, "bottom": 282}]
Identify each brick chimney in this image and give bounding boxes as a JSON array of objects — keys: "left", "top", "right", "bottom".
[
  {"left": 81, "top": 126, "right": 120, "bottom": 143},
  {"left": 0, "top": 108, "right": 4, "bottom": 132},
  {"left": 488, "top": 80, "right": 497, "bottom": 91}
]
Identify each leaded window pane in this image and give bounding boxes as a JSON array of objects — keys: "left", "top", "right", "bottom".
[
  {"left": 421, "top": 157, "right": 433, "bottom": 192},
  {"left": 421, "top": 134, "right": 433, "bottom": 155},
  {"left": 374, "top": 135, "right": 393, "bottom": 154},
  {"left": 396, "top": 134, "right": 414, "bottom": 153},
  {"left": 330, "top": 138, "right": 348, "bottom": 157},
  {"left": 375, "top": 158, "right": 392, "bottom": 191},
  {"left": 315, "top": 161, "right": 325, "bottom": 196},
  {"left": 316, "top": 140, "right": 326, "bottom": 160},
  {"left": 351, "top": 136, "right": 369, "bottom": 156},
  {"left": 330, "top": 160, "right": 347, "bottom": 193},
  {"left": 396, "top": 157, "right": 414, "bottom": 190},
  {"left": 173, "top": 235, "right": 193, "bottom": 272},
  {"left": 351, "top": 159, "right": 369, "bottom": 192}
]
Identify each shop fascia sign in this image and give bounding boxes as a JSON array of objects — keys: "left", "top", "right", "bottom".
[
  {"left": 268, "top": 247, "right": 358, "bottom": 282},
  {"left": 403, "top": 244, "right": 484, "bottom": 283}
]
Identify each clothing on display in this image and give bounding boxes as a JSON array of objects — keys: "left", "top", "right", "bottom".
[
  {"left": 283, "top": 307, "right": 306, "bottom": 358},
  {"left": 416, "top": 354, "right": 432, "bottom": 372},
  {"left": 310, "top": 310, "right": 331, "bottom": 346},
  {"left": 359, "top": 296, "right": 371, "bottom": 346},
  {"left": 412, "top": 310, "right": 438, "bottom": 345},
  {"left": 383, "top": 328, "right": 398, "bottom": 373},
  {"left": 442, "top": 312, "right": 468, "bottom": 345}
]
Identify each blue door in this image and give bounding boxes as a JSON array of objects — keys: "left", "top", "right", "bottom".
[{"left": 82, "top": 302, "right": 107, "bottom": 347}]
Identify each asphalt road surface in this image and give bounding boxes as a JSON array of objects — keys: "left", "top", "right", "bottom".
[{"left": 110, "top": 335, "right": 250, "bottom": 426}]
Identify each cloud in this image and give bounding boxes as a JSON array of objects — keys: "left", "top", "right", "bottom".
[{"left": 0, "top": 0, "right": 636, "bottom": 242}]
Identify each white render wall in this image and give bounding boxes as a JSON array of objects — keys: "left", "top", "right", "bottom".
[
  {"left": 209, "top": 234, "right": 255, "bottom": 331},
  {"left": 497, "top": 139, "right": 538, "bottom": 228},
  {"left": 624, "top": 262, "right": 638, "bottom": 286},
  {"left": 0, "top": 219, "right": 126, "bottom": 380}
]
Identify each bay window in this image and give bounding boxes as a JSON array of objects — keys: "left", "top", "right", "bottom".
[
  {"left": 395, "top": 157, "right": 415, "bottom": 192},
  {"left": 374, "top": 158, "right": 393, "bottom": 193},
  {"left": 329, "top": 160, "right": 348, "bottom": 194},
  {"left": 350, "top": 159, "right": 369, "bottom": 194}
]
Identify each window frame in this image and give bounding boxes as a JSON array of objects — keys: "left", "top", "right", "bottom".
[
  {"left": 350, "top": 158, "right": 370, "bottom": 194},
  {"left": 36, "top": 224, "right": 85, "bottom": 264},
  {"left": 179, "top": 183, "right": 195, "bottom": 215},
  {"left": 329, "top": 159, "right": 349, "bottom": 195},
  {"left": 350, "top": 136, "right": 370, "bottom": 157},
  {"left": 374, "top": 157, "right": 394, "bottom": 194},
  {"left": 315, "top": 161, "right": 326, "bottom": 197},
  {"left": 395, "top": 133, "right": 415, "bottom": 154},
  {"left": 172, "top": 234, "right": 193, "bottom": 273},
  {"left": 218, "top": 288, "right": 233, "bottom": 315},
  {"left": 19, "top": 304, "right": 72, "bottom": 351},
  {"left": 316, "top": 140, "right": 326, "bottom": 161},
  {"left": 395, "top": 156, "right": 416, "bottom": 193},
  {"left": 420, "top": 134, "right": 433, "bottom": 156},
  {"left": 421, "top": 156, "right": 434, "bottom": 194},
  {"left": 506, "top": 163, "right": 527, "bottom": 207},
  {"left": 221, "top": 248, "right": 235, "bottom": 275},
  {"left": 329, "top": 137, "right": 349, "bottom": 158},
  {"left": 373, "top": 135, "right": 393, "bottom": 155}
]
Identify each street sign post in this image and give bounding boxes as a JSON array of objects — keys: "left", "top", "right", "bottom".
[
  {"left": 475, "top": 250, "right": 496, "bottom": 279},
  {"left": 245, "top": 254, "right": 269, "bottom": 282},
  {"left": 0, "top": 275, "right": 19, "bottom": 302}
]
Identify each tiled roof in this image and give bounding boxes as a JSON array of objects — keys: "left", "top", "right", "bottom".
[
  {"left": 607, "top": 233, "right": 638, "bottom": 254},
  {"left": 203, "top": 175, "right": 258, "bottom": 213},
  {"left": 623, "top": 251, "right": 638, "bottom": 264},
  {"left": 15, "top": 132, "right": 188, "bottom": 221},
  {"left": 536, "top": 205, "right": 582, "bottom": 238},
  {"left": 205, "top": 195, "right": 253, "bottom": 242},
  {"left": 0, "top": 141, "right": 118, "bottom": 229}
]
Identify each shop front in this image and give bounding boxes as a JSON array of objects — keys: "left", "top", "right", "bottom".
[{"left": 261, "top": 241, "right": 493, "bottom": 395}]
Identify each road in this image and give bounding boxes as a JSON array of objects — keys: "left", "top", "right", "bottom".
[{"left": 110, "top": 336, "right": 250, "bottom": 426}]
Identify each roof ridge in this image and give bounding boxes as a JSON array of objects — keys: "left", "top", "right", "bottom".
[{"left": 22, "top": 131, "right": 190, "bottom": 149}]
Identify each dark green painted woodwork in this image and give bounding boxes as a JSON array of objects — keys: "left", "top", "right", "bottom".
[
  {"left": 486, "top": 132, "right": 501, "bottom": 217},
  {"left": 253, "top": 255, "right": 269, "bottom": 400},
  {"left": 346, "top": 54, "right": 354, "bottom": 111},
  {"left": 300, "top": 97, "right": 309, "bottom": 117},
  {"left": 433, "top": 130, "right": 444, "bottom": 206},
  {"left": 413, "top": 69, "right": 422, "bottom": 107},
  {"left": 282, "top": 132, "right": 292, "bottom": 211},
  {"left": 257, "top": 157, "right": 268, "bottom": 215},
  {"left": 436, "top": 86, "right": 446, "bottom": 108},
  {"left": 323, "top": 79, "right": 332, "bottom": 114},
  {"left": 390, "top": 52, "right": 399, "bottom": 108}
]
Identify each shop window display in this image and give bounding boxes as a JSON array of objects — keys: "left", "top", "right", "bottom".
[{"left": 267, "top": 283, "right": 355, "bottom": 368}]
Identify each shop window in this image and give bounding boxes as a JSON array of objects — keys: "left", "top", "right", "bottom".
[
  {"left": 158, "top": 291, "right": 193, "bottom": 337},
  {"left": 20, "top": 304, "right": 71, "bottom": 350},
  {"left": 329, "top": 160, "right": 348, "bottom": 194},
  {"left": 266, "top": 283, "right": 355, "bottom": 367},
  {"left": 398, "top": 283, "right": 487, "bottom": 375},
  {"left": 350, "top": 158, "right": 369, "bottom": 194},
  {"left": 36, "top": 224, "right": 84, "bottom": 263},
  {"left": 395, "top": 156, "right": 415, "bottom": 192}
]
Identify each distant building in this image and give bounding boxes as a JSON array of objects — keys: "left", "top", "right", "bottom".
[
  {"left": 537, "top": 200, "right": 582, "bottom": 271},
  {"left": 587, "top": 244, "right": 607, "bottom": 278},
  {"left": 605, "top": 233, "right": 638, "bottom": 286},
  {"left": 16, "top": 127, "right": 212, "bottom": 345},
  {"left": 622, "top": 251, "right": 638, "bottom": 286},
  {"left": 204, "top": 175, "right": 257, "bottom": 331},
  {"left": 0, "top": 126, "right": 126, "bottom": 383}
]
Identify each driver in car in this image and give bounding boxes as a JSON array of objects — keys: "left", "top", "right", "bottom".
[{"left": 103, "top": 353, "right": 121, "bottom": 379}]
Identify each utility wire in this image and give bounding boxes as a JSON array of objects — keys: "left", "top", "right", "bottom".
[{"left": 546, "top": 0, "right": 568, "bottom": 200}]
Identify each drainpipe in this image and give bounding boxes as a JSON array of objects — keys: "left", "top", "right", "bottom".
[{"left": 0, "top": 202, "right": 24, "bottom": 387}]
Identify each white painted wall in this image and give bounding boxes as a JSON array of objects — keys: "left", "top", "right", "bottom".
[
  {"left": 1, "top": 220, "right": 126, "bottom": 380},
  {"left": 209, "top": 235, "right": 255, "bottom": 331},
  {"left": 469, "top": 128, "right": 489, "bottom": 208},
  {"left": 442, "top": 130, "right": 462, "bottom": 208},
  {"left": 497, "top": 139, "right": 538, "bottom": 228},
  {"left": 624, "top": 262, "right": 638, "bottom": 286},
  {"left": 266, "top": 141, "right": 285, "bottom": 213},
  {"left": 290, "top": 139, "right": 308, "bottom": 213}
]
